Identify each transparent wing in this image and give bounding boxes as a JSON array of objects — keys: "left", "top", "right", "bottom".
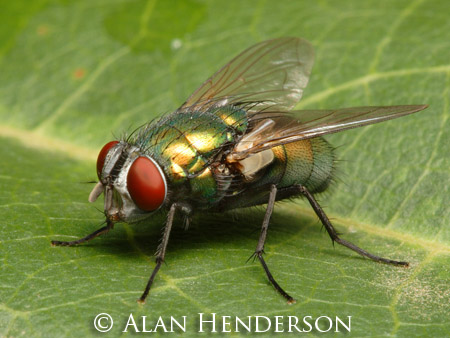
[
  {"left": 229, "top": 105, "right": 428, "bottom": 160},
  {"left": 180, "top": 37, "right": 314, "bottom": 112}
]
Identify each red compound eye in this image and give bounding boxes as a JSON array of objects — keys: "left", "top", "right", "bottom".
[
  {"left": 97, "top": 141, "right": 119, "bottom": 179},
  {"left": 127, "top": 157, "right": 166, "bottom": 211}
]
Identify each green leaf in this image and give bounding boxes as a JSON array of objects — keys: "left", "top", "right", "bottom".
[{"left": 1, "top": 0, "right": 449, "bottom": 337}]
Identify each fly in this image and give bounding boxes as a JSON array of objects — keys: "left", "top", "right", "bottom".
[{"left": 51, "top": 37, "right": 428, "bottom": 304}]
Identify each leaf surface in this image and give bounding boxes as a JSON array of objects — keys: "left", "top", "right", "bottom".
[{"left": 0, "top": 0, "right": 449, "bottom": 337}]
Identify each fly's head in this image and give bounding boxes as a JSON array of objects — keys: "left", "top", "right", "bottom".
[{"left": 89, "top": 141, "right": 168, "bottom": 223}]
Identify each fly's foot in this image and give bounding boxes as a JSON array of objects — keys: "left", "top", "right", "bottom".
[{"left": 246, "top": 250, "right": 265, "bottom": 263}]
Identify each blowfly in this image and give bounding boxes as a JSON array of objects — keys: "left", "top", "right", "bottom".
[{"left": 52, "top": 37, "right": 427, "bottom": 304}]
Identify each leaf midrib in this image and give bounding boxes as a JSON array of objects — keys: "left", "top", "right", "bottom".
[{"left": 0, "top": 125, "right": 97, "bottom": 162}]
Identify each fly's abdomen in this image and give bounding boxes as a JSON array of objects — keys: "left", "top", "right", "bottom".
[
  {"left": 277, "top": 137, "right": 334, "bottom": 193},
  {"left": 242, "top": 137, "right": 334, "bottom": 194},
  {"left": 215, "top": 137, "right": 334, "bottom": 211}
]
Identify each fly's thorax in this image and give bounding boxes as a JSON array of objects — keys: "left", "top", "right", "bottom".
[
  {"left": 133, "top": 106, "right": 249, "bottom": 207},
  {"left": 163, "top": 148, "right": 233, "bottom": 206},
  {"left": 93, "top": 141, "right": 168, "bottom": 223}
]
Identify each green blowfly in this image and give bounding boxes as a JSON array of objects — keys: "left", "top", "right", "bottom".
[{"left": 52, "top": 37, "right": 428, "bottom": 304}]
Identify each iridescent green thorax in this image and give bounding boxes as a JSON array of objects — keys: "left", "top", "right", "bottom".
[{"left": 129, "top": 105, "right": 248, "bottom": 206}]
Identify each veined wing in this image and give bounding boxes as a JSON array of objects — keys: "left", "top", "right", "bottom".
[
  {"left": 180, "top": 37, "right": 314, "bottom": 112},
  {"left": 229, "top": 104, "right": 428, "bottom": 161}
]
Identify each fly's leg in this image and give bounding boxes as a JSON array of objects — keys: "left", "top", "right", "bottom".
[
  {"left": 297, "top": 184, "right": 409, "bottom": 267},
  {"left": 51, "top": 219, "right": 114, "bottom": 246},
  {"left": 250, "top": 184, "right": 296, "bottom": 304},
  {"left": 138, "top": 203, "right": 177, "bottom": 304}
]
